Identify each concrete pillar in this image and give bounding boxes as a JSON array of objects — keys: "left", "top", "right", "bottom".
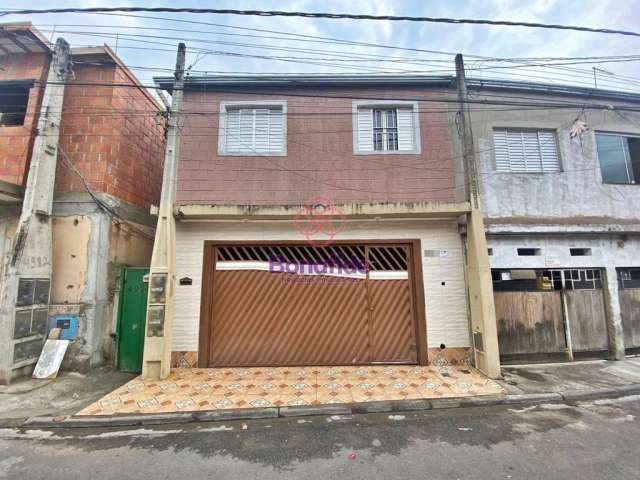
[
  {"left": 466, "top": 209, "right": 501, "bottom": 379},
  {"left": 603, "top": 266, "right": 625, "bottom": 360},
  {"left": 0, "top": 39, "right": 71, "bottom": 384},
  {"left": 141, "top": 44, "right": 185, "bottom": 380}
]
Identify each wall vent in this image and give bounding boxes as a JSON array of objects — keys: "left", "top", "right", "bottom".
[
  {"left": 570, "top": 248, "right": 592, "bottom": 256},
  {"left": 517, "top": 248, "right": 541, "bottom": 256}
]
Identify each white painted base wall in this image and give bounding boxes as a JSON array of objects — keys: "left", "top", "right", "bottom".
[
  {"left": 488, "top": 234, "right": 640, "bottom": 270},
  {"left": 172, "top": 218, "right": 471, "bottom": 352}
]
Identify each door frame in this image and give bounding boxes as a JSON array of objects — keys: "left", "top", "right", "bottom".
[{"left": 197, "top": 239, "right": 428, "bottom": 367}]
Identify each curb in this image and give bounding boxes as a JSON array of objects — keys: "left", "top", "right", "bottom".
[
  {"left": 14, "top": 384, "right": 640, "bottom": 429},
  {"left": 560, "top": 384, "right": 640, "bottom": 403}
]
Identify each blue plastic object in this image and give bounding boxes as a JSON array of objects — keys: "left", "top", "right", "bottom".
[{"left": 47, "top": 314, "right": 79, "bottom": 340}]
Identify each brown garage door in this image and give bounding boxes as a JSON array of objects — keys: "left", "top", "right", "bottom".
[{"left": 199, "top": 243, "right": 427, "bottom": 367}]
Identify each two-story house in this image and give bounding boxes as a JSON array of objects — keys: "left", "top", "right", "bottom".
[
  {"left": 462, "top": 79, "right": 640, "bottom": 364},
  {"left": 0, "top": 23, "right": 165, "bottom": 383},
  {"left": 153, "top": 75, "right": 499, "bottom": 377}
]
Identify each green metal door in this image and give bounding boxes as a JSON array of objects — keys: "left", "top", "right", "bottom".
[{"left": 117, "top": 267, "right": 148, "bottom": 373}]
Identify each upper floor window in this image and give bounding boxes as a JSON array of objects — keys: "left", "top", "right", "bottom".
[
  {"left": 0, "top": 83, "right": 30, "bottom": 127},
  {"left": 493, "top": 128, "right": 560, "bottom": 173},
  {"left": 353, "top": 101, "right": 420, "bottom": 154},
  {"left": 595, "top": 133, "right": 640, "bottom": 185},
  {"left": 218, "top": 101, "right": 286, "bottom": 156}
]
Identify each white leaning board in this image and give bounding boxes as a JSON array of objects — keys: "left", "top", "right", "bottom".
[{"left": 32, "top": 339, "right": 70, "bottom": 379}]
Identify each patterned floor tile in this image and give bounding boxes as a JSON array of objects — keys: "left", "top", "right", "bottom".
[{"left": 76, "top": 365, "right": 504, "bottom": 416}]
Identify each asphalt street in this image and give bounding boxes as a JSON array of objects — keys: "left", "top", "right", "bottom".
[{"left": 1, "top": 396, "right": 639, "bottom": 479}]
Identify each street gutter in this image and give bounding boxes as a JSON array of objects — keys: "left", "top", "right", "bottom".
[{"left": 10, "top": 383, "right": 640, "bottom": 429}]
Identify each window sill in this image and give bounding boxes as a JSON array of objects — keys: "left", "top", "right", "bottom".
[
  {"left": 218, "top": 151, "right": 287, "bottom": 157},
  {"left": 354, "top": 150, "right": 421, "bottom": 156}
]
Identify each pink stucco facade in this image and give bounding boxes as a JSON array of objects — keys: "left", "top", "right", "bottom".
[{"left": 176, "top": 87, "right": 457, "bottom": 205}]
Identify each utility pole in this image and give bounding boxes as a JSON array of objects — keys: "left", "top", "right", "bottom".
[
  {"left": 141, "top": 43, "right": 186, "bottom": 380},
  {"left": 455, "top": 54, "right": 480, "bottom": 210},
  {"left": 455, "top": 54, "right": 501, "bottom": 379},
  {"left": 0, "top": 38, "right": 71, "bottom": 384}
]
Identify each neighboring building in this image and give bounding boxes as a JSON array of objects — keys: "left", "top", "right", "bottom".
[
  {"left": 153, "top": 75, "right": 498, "bottom": 375},
  {"left": 461, "top": 79, "right": 640, "bottom": 363},
  {"left": 0, "top": 23, "right": 165, "bottom": 383}
]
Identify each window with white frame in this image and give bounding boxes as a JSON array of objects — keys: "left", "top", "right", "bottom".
[
  {"left": 493, "top": 128, "right": 560, "bottom": 173},
  {"left": 218, "top": 101, "right": 286, "bottom": 155},
  {"left": 353, "top": 101, "right": 419, "bottom": 154}
]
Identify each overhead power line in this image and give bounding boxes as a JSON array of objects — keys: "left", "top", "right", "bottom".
[{"left": 1, "top": 7, "right": 640, "bottom": 38}]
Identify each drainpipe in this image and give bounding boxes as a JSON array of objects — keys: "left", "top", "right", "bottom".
[
  {"left": 141, "top": 43, "right": 186, "bottom": 380},
  {"left": 455, "top": 54, "right": 501, "bottom": 379},
  {"left": 0, "top": 39, "right": 72, "bottom": 384}
]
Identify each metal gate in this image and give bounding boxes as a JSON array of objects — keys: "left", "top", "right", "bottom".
[
  {"left": 494, "top": 268, "right": 608, "bottom": 363},
  {"left": 618, "top": 268, "right": 640, "bottom": 353},
  {"left": 200, "top": 242, "right": 426, "bottom": 367}
]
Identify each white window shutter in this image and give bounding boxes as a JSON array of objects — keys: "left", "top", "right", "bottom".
[
  {"left": 538, "top": 131, "right": 560, "bottom": 172},
  {"left": 253, "top": 108, "right": 270, "bottom": 153},
  {"left": 493, "top": 129, "right": 510, "bottom": 172},
  {"left": 522, "top": 130, "right": 542, "bottom": 172},
  {"left": 506, "top": 130, "right": 526, "bottom": 172},
  {"left": 396, "top": 108, "right": 415, "bottom": 152},
  {"left": 268, "top": 108, "right": 284, "bottom": 152},
  {"left": 357, "top": 108, "right": 374, "bottom": 152},
  {"left": 225, "top": 108, "right": 241, "bottom": 152},
  {"left": 493, "top": 128, "right": 559, "bottom": 173},
  {"left": 223, "top": 105, "right": 285, "bottom": 154}
]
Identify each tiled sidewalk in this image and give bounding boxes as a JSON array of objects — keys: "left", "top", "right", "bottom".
[{"left": 77, "top": 365, "right": 504, "bottom": 416}]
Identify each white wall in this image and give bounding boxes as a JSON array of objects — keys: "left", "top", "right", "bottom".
[
  {"left": 173, "top": 218, "right": 471, "bottom": 352},
  {"left": 471, "top": 100, "right": 640, "bottom": 223},
  {"left": 488, "top": 234, "right": 640, "bottom": 270}
]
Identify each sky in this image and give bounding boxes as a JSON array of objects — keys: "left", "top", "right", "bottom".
[{"left": 4, "top": 0, "right": 640, "bottom": 93}]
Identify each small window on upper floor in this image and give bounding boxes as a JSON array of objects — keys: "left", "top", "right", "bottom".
[
  {"left": 218, "top": 101, "right": 286, "bottom": 156},
  {"left": 493, "top": 128, "right": 560, "bottom": 173},
  {"left": 0, "top": 83, "right": 30, "bottom": 127},
  {"left": 353, "top": 101, "right": 420, "bottom": 154},
  {"left": 595, "top": 133, "right": 640, "bottom": 185}
]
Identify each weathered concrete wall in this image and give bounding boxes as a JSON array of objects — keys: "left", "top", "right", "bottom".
[
  {"left": 470, "top": 96, "right": 640, "bottom": 224},
  {"left": 488, "top": 234, "right": 640, "bottom": 270},
  {"left": 51, "top": 216, "right": 91, "bottom": 305},
  {"left": 462, "top": 90, "right": 640, "bottom": 361},
  {"left": 49, "top": 201, "right": 154, "bottom": 372}
]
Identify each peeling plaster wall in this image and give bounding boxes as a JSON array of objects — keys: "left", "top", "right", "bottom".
[
  {"left": 50, "top": 211, "right": 154, "bottom": 372},
  {"left": 49, "top": 212, "right": 110, "bottom": 371},
  {"left": 0, "top": 207, "right": 20, "bottom": 383},
  {"left": 51, "top": 216, "right": 91, "bottom": 304},
  {"left": 468, "top": 92, "right": 640, "bottom": 359},
  {"left": 108, "top": 223, "right": 153, "bottom": 267},
  {"left": 471, "top": 98, "right": 640, "bottom": 223}
]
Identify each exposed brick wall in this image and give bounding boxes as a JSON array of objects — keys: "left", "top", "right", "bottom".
[
  {"left": 56, "top": 61, "right": 165, "bottom": 210},
  {"left": 177, "top": 87, "right": 456, "bottom": 205},
  {"left": 0, "top": 53, "right": 49, "bottom": 186}
]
